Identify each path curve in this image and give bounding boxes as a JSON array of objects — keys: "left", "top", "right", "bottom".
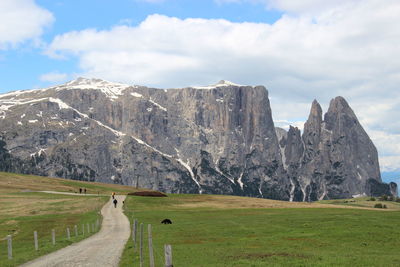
[{"left": 21, "top": 195, "right": 130, "bottom": 267}]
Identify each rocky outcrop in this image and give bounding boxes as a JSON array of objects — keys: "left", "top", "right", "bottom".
[
  {"left": 276, "top": 97, "right": 396, "bottom": 200},
  {"left": 0, "top": 78, "right": 395, "bottom": 200}
]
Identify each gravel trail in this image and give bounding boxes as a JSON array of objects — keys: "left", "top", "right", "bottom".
[{"left": 20, "top": 195, "right": 130, "bottom": 267}]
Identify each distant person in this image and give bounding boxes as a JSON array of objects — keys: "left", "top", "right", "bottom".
[
  {"left": 79, "top": 188, "right": 82, "bottom": 194},
  {"left": 84, "top": 188, "right": 87, "bottom": 194},
  {"left": 113, "top": 198, "right": 118, "bottom": 208}
]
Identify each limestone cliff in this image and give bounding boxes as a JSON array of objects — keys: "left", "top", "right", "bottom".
[
  {"left": 0, "top": 78, "right": 395, "bottom": 200},
  {"left": 276, "top": 97, "right": 397, "bottom": 201}
]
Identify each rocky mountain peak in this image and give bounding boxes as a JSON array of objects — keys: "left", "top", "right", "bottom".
[
  {"left": 302, "top": 99, "right": 322, "bottom": 155},
  {"left": 0, "top": 80, "right": 396, "bottom": 201},
  {"left": 217, "top": 80, "right": 241, "bottom": 86},
  {"left": 324, "top": 96, "right": 359, "bottom": 133},
  {"left": 325, "top": 96, "right": 355, "bottom": 118},
  {"left": 192, "top": 80, "right": 244, "bottom": 89},
  {"left": 309, "top": 99, "right": 322, "bottom": 118},
  {"left": 62, "top": 77, "right": 130, "bottom": 90}
]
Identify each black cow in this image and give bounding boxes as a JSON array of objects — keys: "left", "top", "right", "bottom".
[{"left": 161, "top": 219, "right": 172, "bottom": 224}]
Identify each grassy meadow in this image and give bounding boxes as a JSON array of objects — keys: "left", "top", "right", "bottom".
[
  {"left": 0, "top": 172, "right": 138, "bottom": 266},
  {"left": 1, "top": 171, "right": 400, "bottom": 266},
  {"left": 121, "top": 194, "right": 400, "bottom": 267}
]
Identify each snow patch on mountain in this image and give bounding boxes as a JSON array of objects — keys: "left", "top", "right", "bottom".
[
  {"left": 193, "top": 80, "right": 245, "bottom": 90},
  {"left": 131, "top": 92, "right": 143, "bottom": 98},
  {"left": 59, "top": 77, "right": 131, "bottom": 98},
  {"left": 149, "top": 98, "right": 167, "bottom": 111},
  {"left": 0, "top": 77, "right": 132, "bottom": 101}
]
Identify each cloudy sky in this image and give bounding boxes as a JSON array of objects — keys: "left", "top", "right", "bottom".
[{"left": 1, "top": 0, "right": 399, "bottom": 183}]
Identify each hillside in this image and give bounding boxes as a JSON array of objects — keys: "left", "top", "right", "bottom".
[
  {"left": 0, "top": 172, "right": 139, "bottom": 266},
  {"left": 1, "top": 172, "right": 399, "bottom": 266},
  {"left": 0, "top": 171, "right": 141, "bottom": 195}
]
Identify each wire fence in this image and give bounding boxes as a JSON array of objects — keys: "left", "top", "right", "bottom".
[
  {"left": 1, "top": 217, "right": 101, "bottom": 264},
  {"left": 129, "top": 217, "right": 173, "bottom": 267}
]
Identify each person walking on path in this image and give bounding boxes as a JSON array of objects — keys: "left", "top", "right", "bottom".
[
  {"left": 84, "top": 188, "right": 87, "bottom": 194},
  {"left": 113, "top": 198, "right": 118, "bottom": 208},
  {"left": 79, "top": 188, "right": 82, "bottom": 194},
  {"left": 112, "top": 192, "right": 115, "bottom": 199}
]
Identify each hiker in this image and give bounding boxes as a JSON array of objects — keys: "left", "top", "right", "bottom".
[
  {"left": 113, "top": 198, "right": 118, "bottom": 208},
  {"left": 79, "top": 188, "right": 82, "bottom": 194},
  {"left": 84, "top": 188, "right": 87, "bottom": 194}
]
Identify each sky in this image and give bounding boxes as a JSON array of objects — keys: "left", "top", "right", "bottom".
[{"left": 1, "top": 0, "right": 400, "bottom": 184}]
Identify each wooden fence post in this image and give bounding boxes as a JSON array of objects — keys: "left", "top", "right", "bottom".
[
  {"left": 164, "top": 244, "right": 173, "bottom": 267},
  {"left": 92, "top": 223, "right": 94, "bottom": 232},
  {"left": 133, "top": 219, "right": 138, "bottom": 249},
  {"left": 52, "top": 229, "right": 55, "bottom": 245},
  {"left": 82, "top": 224, "right": 85, "bottom": 236},
  {"left": 140, "top": 223, "right": 143, "bottom": 267},
  {"left": 7, "top": 235, "right": 12, "bottom": 260},
  {"left": 148, "top": 224, "right": 154, "bottom": 267},
  {"left": 132, "top": 220, "right": 136, "bottom": 245},
  {"left": 67, "top": 227, "right": 71, "bottom": 240},
  {"left": 87, "top": 223, "right": 90, "bottom": 234},
  {"left": 74, "top": 225, "right": 78, "bottom": 237},
  {"left": 34, "top": 231, "right": 38, "bottom": 251}
]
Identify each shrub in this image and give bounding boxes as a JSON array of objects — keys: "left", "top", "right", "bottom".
[
  {"left": 127, "top": 191, "right": 167, "bottom": 197},
  {"left": 396, "top": 197, "right": 400, "bottom": 203},
  {"left": 374, "top": 203, "right": 383, "bottom": 208},
  {"left": 383, "top": 204, "right": 387, "bottom": 209},
  {"left": 370, "top": 197, "right": 376, "bottom": 201}
]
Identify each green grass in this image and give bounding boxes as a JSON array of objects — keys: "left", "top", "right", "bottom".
[
  {"left": 0, "top": 172, "right": 128, "bottom": 266},
  {"left": 121, "top": 194, "right": 400, "bottom": 267},
  {"left": 0, "top": 192, "right": 107, "bottom": 267},
  {"left": 0, "top": 171, "right": 158, "bottom": 266}
]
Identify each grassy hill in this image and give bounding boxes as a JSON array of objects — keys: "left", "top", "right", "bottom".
[
  {"left": 1, "top": 171, "right": 400, "bottom": 266},
  {"left": 0, "top": 172, "right": 139, "bottom": 266},
  {"left": 0, "top": 171, "right": 140, "bottom": 195},
  {"left": 121, "top": 194, "right": 400, "bottom": 266}
]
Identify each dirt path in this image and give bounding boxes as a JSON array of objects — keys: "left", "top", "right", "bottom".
[{"left": 20, "top": 195, "right": 130, "bottom": 267}]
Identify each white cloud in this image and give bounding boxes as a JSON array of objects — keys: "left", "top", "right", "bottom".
[
  {"left": 380, "top": 156, "right": 400, "bottom": 173},
  {"left": 274, "top": 120, "right": 305, "bottom": 132},
  {"left": 45, "top": 1, "right": 400, "bottom": 171},
  {"left": 214, "top": 0, "right": 368, "bottom": 16},
  {"left": 216, "top": 0, "right": 360, "bottom": 15},
  {"left": 39, "top": 72, "right": 69, "bottom": 83},
  {"left": 0, "top": 0, "right": 54, "bottom": 49}
]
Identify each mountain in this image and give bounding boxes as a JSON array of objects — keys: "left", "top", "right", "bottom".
[
  {"left": 277, "top": 98, "right": 397, "bottom": 200},
  {"left": 0, "top": 78, "right": 396, "bottom": 200}
]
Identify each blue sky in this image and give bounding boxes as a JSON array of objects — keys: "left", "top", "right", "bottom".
[
  {"left": 0, "top": 0, "right": 282, "bottom": 91},
  {"left": 1, "top": 0, "right": 400, "bottom": 184}
]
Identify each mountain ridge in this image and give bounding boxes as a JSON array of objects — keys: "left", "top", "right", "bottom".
[{"left": 0, "top": 78, "right": 396, "bottom": 200}]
